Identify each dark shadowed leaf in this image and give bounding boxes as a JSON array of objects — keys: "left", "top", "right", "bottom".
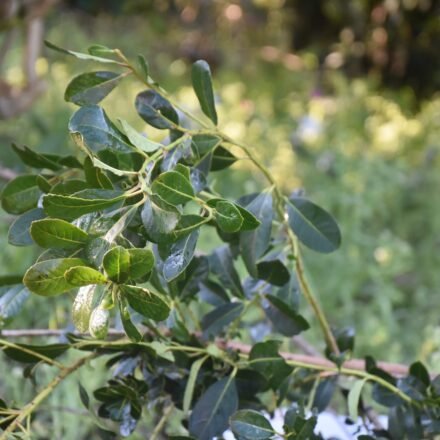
[
  {"left": 265, "top": 294, "right": 310, "bottom": 336},
  {"left": 65, "top": 71, "right": 123, "bottom": 106},
  {"left": 312, "top": 378, "right": 336, "bottom": 412},
  {"left": 163, "top": 230, "right": 199, "bottom": 282},
  {"left": 1, "top": 175, "right": 41, "bottom": 215},
  {"left": 191, "top": 60, "right": 218, "bottom": 125},
  {"left": 30, "top": 218, "right": 89, "bottom": 249},
  {"left": 135, "top": 90, "right": 179, "bottom": 129},
  {"left": 209, "top": 246, "right": 244, "bottom": 298},
  {"left": 409, "top": 361, "right": 430, "bottom": 387},
  {"left": 211, "top": 146, "right": 237, "bottom": 171},
  {"left": 201, "top": 302, "right": 244, "bottom": 338},
  {"left": 230, "top": 410, "right": 274, "bottom": 440},
  {"left": 249, "top": 341, "right": 293, "bottom": 389},
  {"left": 239, "top": 192, "right": 273, "bottom": 277},
  {"left": 118, "top": 295, "right": 142, "bottom": 342},
  {"left": 8, "top": 208, "right": 45, "bottom": 246},
  {"left": 189, "top": 376, "right": 238, "bottom": 440},
  {"left": 286, "top": 197, "right": 341, "bottom": 253},
  {"left": 256, "top": 259, "right": 290, "bottom": 286},
  {"left": 120, "top": 285, "right": 170, "bottom": 321},
  {"left": 283, "top": 409, "right": 318, "bottom": 439},
  {"left": 3, "top": 343, "right": 69, "bottom": 364},
  {"left": 78, "top": 383, "right": 90, "bottom": 409},
  {"left": 23, "top": 257, "right": 88, "bottom": 296}
]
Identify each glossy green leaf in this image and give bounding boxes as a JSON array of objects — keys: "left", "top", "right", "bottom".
[
  {"left": 256, "top": 259, "right": 290, "bottom": 286},
  {"left": 30, "top": 218, "right": 89, "bottom": 249},
  {"left": 286, "top": 197, "right": 341, "bottom": 253},
  {"left": 201, "top": 302, "right": 244, "bottom": 338},
  {"left": 65, "top": 266, "right": 107, "bottom": 286},
  {"left": 87, "top": 44, "right": 116, "bottom": 57},
  {"left": 89, "top": 306, "right": 110, "bottom": 339},
  {"left": 127, "top": 248, "right": 154, "bottom": 280},
  {"left": 0, "top": 284, "right": 30, "bottom": 327},
  {"left": 191, "top": 134, "right": 221, "bottom": 156},
  {"left": 163, "top": 230, "right": 199, "bottom": 282},
  {"left": 189, "top": 376, "right": 238, "bottom": 440},
  {"left": 72, "top": 284, "right": 98, "bottom": 332},
  {"left": 214, "top": 201, "right": 243, "bottom": 233},
  {"left": 103, "top": 246, "right": 130, "bottom": 283},
  {"left": 83, "top": 156, "right": 113, "bottom": 189},
  {"left": 249, "top": 341, "right": 293, "bottom": 389},
  {"left": 210, "top": 246, "right": 244, "bottom": 297},
  {"left": 69, "top": 105, "right": 134, "bottom": 154},
  {"left": 230, "top": 410, "right": 274, "bottom": 440},
  {"left": 43, "top": 189, "right": 125, "bottom": 221},
  {"left": 65, "top": 71, "right": 123, "bottom": 106},
  {"left": 141, "top": 197, "right": 180, "bottom": 243},
  {"left": 23, "top": 258, "right": 87, "bottom": 296},
  {"left": 1, "top": 175, "right": 41, "bottom": 215},
  {"left": 45, "top": 40, "right": 122, "bottom": 64},
  {"left": 135, "top": 90, "right": 179, "bottom": 129},
  {"left": 120, "top": 285, "right": 170, "bottom": 321},
  {"left": 348, "top": 378, "right": 367, "bottom": 421},
  {"left": 118, "top": 118, "right": 161, "bottom": 153},
  {"left": 191, "top": 60, "right": 218, "bottom": 125},
  {"left": 2, "top": 343, "right": 69, "bottom": 364},
  {"left": 152, "top": 171, "right": 195, "bottom": 206},
  {"left": 312, "top": 378, "right": 336, "bottom": 412},
  {"left": 50, "top": 179, "right": 91, "bottom": 195},
  {"left": 239, "top": 192, "right": 273, "bottom": 278},
  {"left": 8, "top": 208, "right": 45, "bottom": 246},
  {"left": 118, "top": 295, "right": 142, "bottom": 342}
]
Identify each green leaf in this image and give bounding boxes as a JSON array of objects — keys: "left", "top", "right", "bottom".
[
  {"left": 201, "top": 302, "right": 244, "bottom": 338},
  {"left": 239, "top": 192, "right": 273, "bottom": 278},
  {"left": 69, "top": 105, "right": 134, "bottom": 155},
  {"left": 183, "top": 355, "right": 208, "bottom": 415},
  {"left": 152, "top": 171, "right": 195, "bottom": 206},
  {"left": 120, "top": 285, "right": 170, "bottom": 321},
  {"left": 312, "top": 378, "right": 336, "bottom": 412},
  {"left": 72, "top": 284, "right": 98, "bottom": 332},
  {"left": 23, "top": 258, "right": 88, "bottom": 296},
  {"left": 265, "top": 294, "right": 309, "bottom": 336},
  {"left": 117, "top": 118, "right": 161, "bottom": 153},
  {"left": 30, "top": 218, "right": 89, "bottom": 249},
  {"left": 191, "top": 60, "right": 218, "bottom": 125},
  {"left": 249, "top": 341, "right": 293, "bottom": 389},
  {"left": 409, "top": 361, "right": 430, "bottom": 387},
  {"left": 0, "top": 284, "right": 30, "bottom": 327},
  {"left": 118, "top": 295, "right": 142, "bottom": 342},
  {"left": 135, "top": 90, "right": 179, "bottom": 129},
  {"left": 103, "top": 246, "right": 130, "bottom": 283},
  {"left": 88, "top": 44, "right": 117, "bottom": 57},
  {"left": 65, "top": 71, "right": 123, "bottom": 106},
  {"left": 189, "top": 376, "right": 238, "bottom": 440},
  {"left": 83, "top": 156, "right": 113, "bottom": 189},
  {"left": 2, "top": 343, "right": 69, "bottom": 364},
  {"left": 163, "top": 230, "right": 199, "bottom": 282},
  {"left": 8, "top": 208, "right": 45, "bottom": 246},
  {"left": 50, "top": 179, "right": 91, "bottom": 195},
  {"left": 191, "top": 134, "right": 221, "bottom": 156},
  {"left": 286, "top": 197, "right": 341, "bottom": 253},
  {"left": 211, "top": 146, "right": 237, "bottom": 171},
  {"left": 141, "top": 197, "right": 180, "bottom": 243},
  {"left": 43, "top": 189, "right": 125, "bottom": 221},
  {"left": 210, "top": 246, "right": 244, "bottom": 298},
  {"left": 45, "top": 40, "right": 122, "bottom": 64},
  {"left": 136, "top": 54, "right": 150, "bottom": 82},
  {"left": 78, "top": 382, "right": 90, "bottom": 409},
  {"left": 65, "top": 266, "right": 107, "bottom": 286},
  {"left": 12, "top": 144, "right": 61, "bottom": 170},
  {"left": 230, "top": 410, "right": 274, "bottom": 440},
  {"left": 89, "top": 306, "right": 110, "bottom": 339},
  {"left": 256, "top": 259, "right": 290, "bottom": 286},
  {"left": 127, "top": 248, "right": 155, "bottom": 280},
  {"left": 283, "top": 409, "right": 317, "bottom": 439},
  {"left": 1, "top": 175, "right": 41, "bottom": 215},
  {"left": 214, "top": 201, "right": 244, "bottom": 233},
  {"left": 348, "top": 378, "right": 367, "bottom": 421}
]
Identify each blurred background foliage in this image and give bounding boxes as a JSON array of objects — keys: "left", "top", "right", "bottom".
[{"left": 0, "top": 1, "right": 439, "bottom": 436}]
